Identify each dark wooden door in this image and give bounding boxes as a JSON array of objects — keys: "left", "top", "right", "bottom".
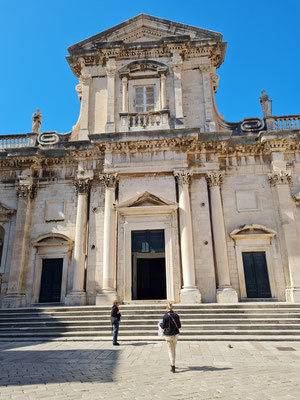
[
  {"left": 135, "top": 258, "right": 166, "bottom": 300},
  {"left": 39, "top": 258, "right": 63, "bottom": 303},
  {"left": 242, "top": 252, "right": 271, "bottom": 298}
]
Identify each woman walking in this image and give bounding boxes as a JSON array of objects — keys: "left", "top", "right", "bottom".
[
  {"left": 160, "top": 302, "right": 181, "bottom": 373},
  {"left": 111, "top": 300, "right": 121, "bottom": 346}
]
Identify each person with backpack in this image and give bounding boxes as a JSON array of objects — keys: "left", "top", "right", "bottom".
[
  {"left": 160, "top": 302, "right": 181, "bottom": 373},
  {"left": 111, "top": 300, "right": 121, "bottom": 346}
]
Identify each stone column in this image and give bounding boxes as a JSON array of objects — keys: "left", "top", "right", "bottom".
[
  {"left": 171, "top": 54, "right": 185, "bottom": 128},
  {"left": 174, "top": 170, "right": 201, "bottom": 303},
  {"left": 105, "top": 59, "right": 117, "bottom": 133},
  {"left": 268, "top": 170, "right": 300, "bottom": 302},
  {"left": 96, "top": 173, "right": 118, "bottom": 305},
  {"left": 160, "top": 73, "right": 167, "bottom": 109},
  {"left": 121, "top": 76, "right": 128, "bottom": 113},
  {"left": 3, "top": 176, "right": 36, "bottom": 308},
  {"left": 200, "top": 64, "right": 216, "bottom": 132},
  {"left": 79, "top": 73, "right": 92, "bottom": 140},
  {"left": 206, "top": 172, "right": 238, "bottom": 303},
  {"left": 65, "top": 176, "right": 91, "bottom": 306}
]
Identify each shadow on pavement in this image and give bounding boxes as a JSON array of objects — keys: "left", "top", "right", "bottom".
[
  {"left": 0, "top": 349, "right": 119, "bottom": 386},
  {"left": 176, "top": 366, "right": 232, "bottom": 373},
  {"left": 122, "top": 342, "right": 156, "bottom": 346}
]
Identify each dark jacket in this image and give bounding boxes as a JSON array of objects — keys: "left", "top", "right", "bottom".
[
  {"left": 111, "top": 305, "right": 121, "bottom": 325},
  {"left": 161, "top": 310, "right": 181, "bottom": 336}
]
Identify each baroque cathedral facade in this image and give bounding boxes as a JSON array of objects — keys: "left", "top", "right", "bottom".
[{"left": 1, "top": 14, "right": 300, "bottom": 308}]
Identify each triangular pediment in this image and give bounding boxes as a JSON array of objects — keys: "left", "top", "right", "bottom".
[
  {"left": 117, "top": 191, "right": 177, "bottom": 208},
  {"left": 0, "top": 202, "right": 15, "bottom": 216},
  {"left": 230, "top": 224, "right": 276, "bottom": 238},
  {"left": 68, "top": 14, "right": 222, "bottom": 52}
]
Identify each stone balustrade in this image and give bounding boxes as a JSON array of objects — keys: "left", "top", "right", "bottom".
[
  {"left": 265, "top": 115, "right": 300, "bottom": 131},
  {"left": 120, "top": 110, "right": 170, "bottom": 132},
  {"left": 0, "top": 133, "right": 37, "bottom": 149}
]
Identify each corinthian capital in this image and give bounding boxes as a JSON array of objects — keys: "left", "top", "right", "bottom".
[
  {"left": 205, "top": 171, "right": 224, "bottom": 187},
  {"left": 80, "top": 73, "right": 92, "bottom": 85},
  {"left": 105, "top": 59, "right": 117, "bottom": 77},
  {"left": 99, "top": 173, "right": 119, "bottom": 189},
  {"left": 16, "top": 176, "right": 36, "bottom": 199},
  {"left": 268, "top": 170, "right": 292, "bottom": 186},
  {"left": 74, "top": 177, "right": 91, "bottom": 194},
  {"left": 174, "top": 170, "right": 192, "bottom": 185}
]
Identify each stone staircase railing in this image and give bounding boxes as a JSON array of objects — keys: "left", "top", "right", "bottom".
[{"left": 0, "top": 133, "right": 37, "bottom": 149}]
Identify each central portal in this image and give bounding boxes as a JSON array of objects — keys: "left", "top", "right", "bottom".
[{"left": 132, "top": 230, "right": 166, "bottom": 300}]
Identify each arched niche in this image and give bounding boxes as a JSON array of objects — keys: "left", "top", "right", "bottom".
[
  {"left": 230, "top": 224, "right": 279, "bottom": 300},
  {"left": 31, "top": 233, "right": 74, "bottom": 304}
]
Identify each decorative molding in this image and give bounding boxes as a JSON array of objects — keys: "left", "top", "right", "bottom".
[
  {"left": 205, "top": 171, "right": 224, "bottom": 187},
  {"left": 80, "top": 73, "right": 92, "bottom": 85},
  {"left": 268, "top": 170, "right": 292, "bottom": 186},
  {"left": 74, "top": 177, "right": 91, "bottom": 194},
  {"left": 99, "top": 173, "right": 119, "bottom": 189},
  {"left": 173, "top": 170, "right": 192, "bottom": 185},
  {"left": 15, "top": 176, "right": 36, "bottom": 199}
]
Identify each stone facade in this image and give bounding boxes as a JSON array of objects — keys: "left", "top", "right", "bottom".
[{"left": 0, "top": 14, "right": 300, "bottom": 307}]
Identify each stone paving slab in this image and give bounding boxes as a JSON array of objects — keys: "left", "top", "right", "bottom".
[{"left": 0, "top": 340, "right": 299, "bottom": 399}]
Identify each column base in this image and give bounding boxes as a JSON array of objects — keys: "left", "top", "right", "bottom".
[
  {"left": 286, "top": 288, "right": 300, "bottom": 303},
  {"left": 96, "top": 291, "right": 118, "bottom": 306},
  {"left": 65, "top": 291, "right": 87, "bottom": 306},
  {"left": 2, "top": 294, "right": 26, "bottom": 308},
  {"left": 216, "top": 287, "right": 238, "bottom": 303},
  {"left": 180, "top": 288, "right": 201, "bottom": 304},
  {"left": 105, "top": 122, "right": 116, "bottom": 133},
  {"left": 78, "top": 129, "right": 89, "bottom": 141}
]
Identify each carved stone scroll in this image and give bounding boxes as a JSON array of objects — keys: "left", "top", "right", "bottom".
[{"left": 268, "top": 170, "right": 292, "bottom": 186}]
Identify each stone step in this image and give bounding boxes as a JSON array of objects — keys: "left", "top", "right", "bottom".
[
  {"left": 1, "top": 319, "right": 300, "bottom": 327},
  {"left": 0, "top": 329, "right": 300, "bottom": 338},
  {"left": 1, "top": 303, "right": 300, "bottom": 314},
  {"left": 1, "top": 323, "right": 300, "bottom": 333},
  {"left": 1, "top": 335, "right": 299, "bottom": 342}
]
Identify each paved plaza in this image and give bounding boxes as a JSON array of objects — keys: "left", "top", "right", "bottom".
[{"left": 0, "top": 339, "right": 299, "bottom": 400}]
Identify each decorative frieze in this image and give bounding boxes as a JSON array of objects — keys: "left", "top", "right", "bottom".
[
  {"left": 268, "top": 170, "right": 292, "bottom": 186},
  {"left": 205, "top": 171, "right": 224, "bottom": 187},
  {"left": 99, "top": 173, "right": 118, "bottom": 189},
  {"left": 174, "top": 170, "right": 192, "bottom": 185},
  {"left": 74, "top": 177, "right": 91, "bottom": 194}
]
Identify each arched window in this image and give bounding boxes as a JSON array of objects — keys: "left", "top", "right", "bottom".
[{"left": 0, "top": 226, "right": 4, "bottom": 267}]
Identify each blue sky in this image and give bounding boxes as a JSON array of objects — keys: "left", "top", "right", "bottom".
[{"left": 1, "top": 0, "right": 299, "bottom": 134}]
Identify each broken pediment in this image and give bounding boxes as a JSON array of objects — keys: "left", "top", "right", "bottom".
[
  {"left": 68, "top": 14, "right": 222, "bottom": 53},
  {"left": 117, "top": 191, "right": 177, "bottom": 208}
]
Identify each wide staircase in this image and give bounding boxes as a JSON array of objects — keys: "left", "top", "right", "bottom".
[{"left": 1, "top": 303, "right": 300, "bottom": 341}]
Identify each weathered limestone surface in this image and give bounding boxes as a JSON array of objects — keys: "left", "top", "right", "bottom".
[{"left": 0, "top": 14, "right": 299, "bottom": 307}]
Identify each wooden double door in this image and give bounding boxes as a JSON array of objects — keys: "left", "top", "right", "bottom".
[
  {"left": 39, "top": 258, "right": 63, "bottom": 303},
  {"left": 242, "top": 252, "right": 271, "bottom": 298}
]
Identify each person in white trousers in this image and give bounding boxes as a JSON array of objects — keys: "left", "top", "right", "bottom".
[{"left": 160, "top": 302, "right": 181, "bottom": 373}]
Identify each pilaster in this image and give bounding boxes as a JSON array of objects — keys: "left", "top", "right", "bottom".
[
  {"left": 79, "top": 73, "right": 92, "bottom": 140},
  {"left": 171, "top": 54, "right": 185, "bottom": 128},
  {"left": 199, "top": 64, "right": 216, "bottom": 132},
  {"left": 3, "top": 176, "right": 36, "bottom": 308},
  {"left": 105, "top": 59, "right": 117, "bottom": 133},
  {"left": 268, "top": 170, "right": 300, "bottom": 302}
]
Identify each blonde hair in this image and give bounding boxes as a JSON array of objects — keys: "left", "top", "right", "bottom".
[{"left": 166, "top": 302, "right": 173, "bottom": 311}]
